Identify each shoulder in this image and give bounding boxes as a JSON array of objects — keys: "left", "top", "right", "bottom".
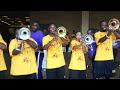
[
  {"left": 94, "top": 31, "right": 101, "bottom": 37},
  {"left": 95, "top": 31, "right": 100, "bottom": 35},
  {"left": 43, "top": 35, "right": 50, "bottom": 40},
  {"left": 10, "top": 39, "right": 16, "bottom": 44},
  {"left": 29, "top": 37, "right": 36, "bottom": 41},
  {"left": 37, "top": 30, "right": 44, "bottom": 34}
]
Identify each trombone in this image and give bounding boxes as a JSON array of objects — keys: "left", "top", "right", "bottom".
[
  {"left": 108, "top": 18, "right": 120, "bottom": 30},
  {"left": 57, "top": 26, "right": 67, "bottom": 37},
  {"left": 15, "top": 27, "right": 31, "bottom": 51}
]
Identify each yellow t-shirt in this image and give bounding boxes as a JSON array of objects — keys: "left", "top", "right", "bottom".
[
  {"left": 42, "top": 35, "right": 65, "bottom": 69},
  {"left": 9, "top": 38, "right": 38, "bottom": 76},
  {"left": 65, "top": 35, "right": 70, "bottom": 42},
  {"left": 94, "top": 31, "right": 116, "bottom": 61},
  {"left": 69, "top": 40, "right": 86, "bottom": 70},
  {"left": 0, "top": 35, "right": 7, "bottom": 71},
  {"left": 71, "top": 34, "right": 76, "bottom": 40}
]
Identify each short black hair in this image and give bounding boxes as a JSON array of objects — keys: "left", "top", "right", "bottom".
[
  {"left": 87, "top": 28, "right": 96, "bottom": 34},
  {"left": 99, "top": 20, "right": 107, "bottom": 26},
  {"left": 47, "top": 23, "right": 57, "bottom": 34},
  {"left": 32, "top": 20, "right": 40, "bottom": 26},
  {"left": 75, "top": 31, "right": 82, "bottom": 36},
  {"left": 48, "top": 23, "right": 57, "bottom": 28},
  {"left": 48, "top": 22, "right": 57, "bottom": 30}
]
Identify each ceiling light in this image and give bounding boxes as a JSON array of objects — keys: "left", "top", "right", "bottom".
[
  {"left": 6, "top": 18, "right": 10, "bottom": 19},
  {"left": 18, "top": 21, "right": 22, "bottom": 22},
  {"left": 10, "top": 21, "right": 14, "bottom": 23},
  {"left": 25, "top": 17, "right": 30, "bottom": 18},
  {"left": 1, "top": 20, "right": 4, "bottom": 22},
  {"left": 26, "top": 19, "right": 30, "bottom": 21},
  {"left": 2, "top": 16, "right": 8, "bottom": 18}
]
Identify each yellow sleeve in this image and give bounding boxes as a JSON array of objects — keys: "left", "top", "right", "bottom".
[
  {"left": 70, "top": 40, "right": 76, "bottom": 49},
  {"left": 42, "top": 36, "right": 48, "bottom": 47},
  {"left": 28, "top": 37, "right": 38, "bottom": 46},
  {"left": 94, "top": 32, "right": 101, "bottom": 45},
  {"left": 9, "top": 39, "right": 16, "bottom": 57},
  {"left": 111, "top": 32, "right": 116, "bottom": 40},
  {"left": 0, "top": 35, "right": 3, "bottom": 40},
  {"left": 0, "top": 35, "right": 7, "bottom": 46}
]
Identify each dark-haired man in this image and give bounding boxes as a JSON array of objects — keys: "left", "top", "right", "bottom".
[
  {"left": 94, "top": 20, "right": 120, "bottom": 79},
  {"left": 31, "top": 21, "right": 45, "bottom": 79}
]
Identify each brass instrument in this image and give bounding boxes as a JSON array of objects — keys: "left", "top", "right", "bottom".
[
  {"left": 57, "top": 26, "right": 67, "bottom": 37},
  {"left": 108, "top": 18, "right": 120, "bottom": 30},
  {"left": 15, "top": 27, "right": 31, "bottom": 51},
  {"left": 84, "top": 34, "right": 94, "bottom": 45},
  {"left": 18, "top": 27, "right": 31, "bottom": 40}
]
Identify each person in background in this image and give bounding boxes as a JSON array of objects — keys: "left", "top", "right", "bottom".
[
  {"left": 71, "top": 30, "right": 76, "bottom": 40},
  {"left": 112, "top": 39, "right": 120, "bottom": 68},
  {"left": 86, "top": 28, "right": 97, "bottom": 79},
  {"left": 31, "top": 21, "right": 45, "bottom": 79}
]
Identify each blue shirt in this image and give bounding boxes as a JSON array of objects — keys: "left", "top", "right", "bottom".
[
  {"left": 118, "top": 41, "right": 120, "bottom": 47},
  {"left": 31, "top": 30, "right": 44, "bottom": 47},
  {"left": 88, "top": 41, "right": 97, "bottom": 56},
  {"left": 117, "top": 41, "right": 120, "bottom": 50}
]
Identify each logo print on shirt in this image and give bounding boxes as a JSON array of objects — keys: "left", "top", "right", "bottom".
[
  {"left": 53, "top": 53, "right": 59, "bottom": 58},
  {"left": 78, "top": 56, "right": 82, "bottom": 61},
  {"left": 23, "top": 57, "right": 30, "bottom": 63},
  {"left": 105, "top": 47, "right": 110, "bottom": 51}
]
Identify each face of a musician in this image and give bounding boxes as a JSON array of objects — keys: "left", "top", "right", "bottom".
[
  {"left": 49, "top": 24, "right": 56, "bottom": 34},
  {"left": 32, "top": 22, "right": 39, "bottom": 31},
  {"left": 76, "top": 32, "right": 82, "bottom": 40},
  {"left": 100, "top": 21, "right": 108, "bottom": 32}
]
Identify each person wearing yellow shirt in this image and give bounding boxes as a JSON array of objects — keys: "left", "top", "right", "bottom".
[
  {"left": 68, "top": 31, "right": 87, "bottom": 79},
  {"left": 9, "top": 29, "right": 38, "bottom": 79},
  {"left": 71, "top": 30, "right": 76, "bottom": 40},
  {"left": 42, "top": 23, "right": 68, "bottom": 79},
  {"left": 94, "top": 20, "right": 120, "bottom": 79},
  {"left": 0, "top": 33, "right": 7, "bottom": 79}
]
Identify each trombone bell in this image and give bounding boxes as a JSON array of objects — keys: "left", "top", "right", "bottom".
[
  {"left": 57, "top": 26, "right": 67, "bottom": 37},
  {"left": 108, "top": 18, "right": 120, "bottom": 30},
  {"left": 84, "top": 35, "right": 94, "bottom": 45},
  {"left": 18, "top": 27, "right": 31, "bottom": 40}
]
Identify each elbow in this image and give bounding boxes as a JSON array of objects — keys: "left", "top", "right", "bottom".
[
  {"left": 1, "top": 46, "right": 7, "bottom": 50},
  {"left": 42, "top": 46, "right": 47, "bottom": 50},
  {"left": 33, "top": 45, "right": 38, "bottom": 49}
]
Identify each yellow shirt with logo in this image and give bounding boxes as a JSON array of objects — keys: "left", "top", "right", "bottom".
[
  {"left": 69, "top": 39, "right": 86, "bottom": 70},
  {"left": 9, "top": 38, "right": 38, "bottom": 76},
  {"left": 94, "top": 31, "right": 116, "bottom": 61},
  {"left": 42, "top": 35, "right": 65, "bottom": 69},
  {"left": 0, "top": 35, "right": 7, "bottom": 71}
]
